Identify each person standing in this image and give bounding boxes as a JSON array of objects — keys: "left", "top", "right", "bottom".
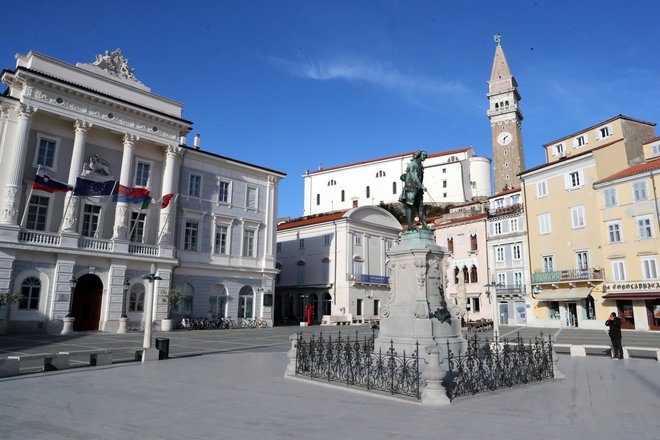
[{"left": 605, "top": 312, "right": 623, "bottom": 359}]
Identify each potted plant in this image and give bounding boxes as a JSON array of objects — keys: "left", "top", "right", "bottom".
[
  {"left": 0, "top": 291, "right": 22, "bottom": 335},
  {"left": 161, "top": 289, "right": 183, "bottom": 331}
]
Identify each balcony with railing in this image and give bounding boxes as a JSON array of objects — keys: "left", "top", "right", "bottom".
[
  {"left": 128, "top": 242, "right": 159, "bottom": 256},
  {"left": 18, "top": 230, "right": 61, "bottom": 246},
  {"left": 79, "top": 237, "right": 114, "bottom": 252},
  {"left": 495, "top": 286, "right": 526, "bottom": 297},
  {"left": 532, "top": 267, "right": 604, "bottom": 285},
  {"left": 347, "top": 273, "right": 390, "bottom": 286},
  {"left": 488, "top": 203, "right": 524, "bottom": 218}
]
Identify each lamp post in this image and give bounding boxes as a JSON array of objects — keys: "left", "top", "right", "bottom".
[
  {"left": 117, "top": 279, "right": 130, "bottom": 334},
  {"left": 484, "top": 282, "right": 502, "bottom": 337},
  {"left": 141, "top": 264, "right": 162, "bottom": 352},
  {"left": 61, "top": 276, "right": 76, "bottom": 335}
]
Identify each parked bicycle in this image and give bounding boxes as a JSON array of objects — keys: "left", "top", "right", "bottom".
[{"left": 240, "top": 317, "right": 269, "bottom": 328}]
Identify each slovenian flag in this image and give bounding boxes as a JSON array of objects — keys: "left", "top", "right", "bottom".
[
  {"left": 32, "top": 174, "right": 73, "bottom": 193},
  {"left": 73, "top": 177, "right": 117, "bottom": 196},
  {"left": 113, "top": 185, "right": 150, "bottom": 204}
]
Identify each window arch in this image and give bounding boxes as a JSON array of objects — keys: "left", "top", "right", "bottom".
[
  {"left": 316, "top": 194, "right": 320, "bottom": 205},
  {"left": 129, "top": 283, "right": 145, "bottom": 312},
  {"left": 172, "top": 282, "right": 194, "bottom": 316},
  {"left": 19, "top": 276, "right": 41, "bottom": 310},
  {"left": 392, "top": 181, "right": 397, "bottom": 194},
  {"left": 453, "top": 267, "right": 460, "bottom": 285},
  {"left": 341, "top": 190, "right": 345, "bottom": 202},
  {"left": 470, "top": 265, "right": 478, "bottom": 283},
  {"left": 238, "top": 286, "right": 254, "bottom": 319},
  {"left": 327, "top": 179, "right": 337, "bottom": 186},
  {"left": 209, "top": 284, "right": 228, "bottom": 319},
  {"left": 376, "top": 170, "right": 386, "bottom": 178},
  {"left": 353, "top": 256, "right": 364, "bottom": 278},
  {"left": 462, "top": 266, "right": 469, "bottom": 284},
  {"left": 447, "top": 237, "right": 454, "bottom": 253},
  {"left": 470, "top": 234, "right": 478, "bottom": 252}
]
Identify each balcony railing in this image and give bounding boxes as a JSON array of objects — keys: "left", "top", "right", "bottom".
[
  {"left": 347, "top": 274, "right": 389, "bottom": 285},
  {"left": 129, "top": 243, "right": 159, "bottom": 256},
  {"left": 532, "top": 268, "right": 604, "bottom": 284},
  {"left": 79, "top": 237, "right": 113, "bottom": 252},
  {"left": 495, "top": 286, "right": 525, "bottom": 296},
  {"left": 18, "top": 230, "right": 61, "bottom": 246},
  {"left": 489, "top": 203, "right": 524, "bottom": 218}
]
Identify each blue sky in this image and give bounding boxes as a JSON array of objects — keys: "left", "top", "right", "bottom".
[{"left": 2, "top": 1, "right": 659, "bottom": 218}]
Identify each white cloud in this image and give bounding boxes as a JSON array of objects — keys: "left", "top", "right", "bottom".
[{"left": 270, "top": 56, "right": 468, "bottom": 104}]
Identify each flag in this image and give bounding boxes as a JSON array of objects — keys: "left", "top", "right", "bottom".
[
  {"left": 32, "top": 174, "right": 73, "bottom": 193},
  {"left": 160, "top": 193, "right": 175, "bottom": 209},
  {"left": 140, "top": 196, "right": 153, "bottom": 210},
  {"left": 73, "top": 177, "right": 117, "bottom": 196},
  {"left": 113, "top": 184, "right": 150, "bottom": 204}
]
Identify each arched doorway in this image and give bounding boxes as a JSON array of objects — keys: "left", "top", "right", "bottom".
[
  {"left": 71, "top": 274, "right": 103, "bottom": 331},
  {"left": 321, "top": 292, "right": 332, "bottom": 317},
  {"left": 238, "top": 286, "right": 254, "bottom": 319}
]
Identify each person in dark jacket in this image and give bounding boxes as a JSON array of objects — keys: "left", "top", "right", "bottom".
[{"left": 605, "top": 312, "right": 623, "bottom": 359}]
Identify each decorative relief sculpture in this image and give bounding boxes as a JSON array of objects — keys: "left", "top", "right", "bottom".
[
  {"left": 2, "top": 187, "right": 19, "bottom": 222},
  {"left": 92, "top": 49, "right": 138, "bottom": 81},
  {"left": 82, "top": 155, "right": 113, "bottom": 178}
]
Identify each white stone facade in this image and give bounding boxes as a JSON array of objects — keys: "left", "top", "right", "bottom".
[
  {"left": 275, "top": 206, "right": 401, "bottom": 325},
  {"left": 302, "top": 148, "right": 492, "bottom": 216},
  {"left": 0, "top": 50, "right": 284, "bottom": 334}
]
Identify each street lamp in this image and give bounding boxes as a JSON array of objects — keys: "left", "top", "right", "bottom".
[
  {"left": 117, "top": 279, "right": 130, "bottom": 334},
  {"left": 484, "top": 282, "right": 502, "bottom": 337},
  {"left": 141, "top": 264, "right": 162, "bottom": 351}
]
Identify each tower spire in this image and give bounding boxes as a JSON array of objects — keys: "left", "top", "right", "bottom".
[{"left": 490, "top": 35, "right": 512, "bottom": 82}]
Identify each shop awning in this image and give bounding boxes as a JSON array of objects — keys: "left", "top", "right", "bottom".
[
  {"left": 603, "top": 292, "right": 660, "bottom": 301},
  {"left": 535, "top": 287, "right": 592, "bottom": 301}
]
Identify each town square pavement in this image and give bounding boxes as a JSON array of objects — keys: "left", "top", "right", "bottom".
[{"left": 0, "top": 326, "right": 658, "bottom": 439}]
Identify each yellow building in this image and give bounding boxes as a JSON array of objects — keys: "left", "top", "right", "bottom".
[
  {"left": 593, "top": 136, "right": 660, "bottom": 331},
  {"left": 520, "top": 115, "right": 656, "bottom": 329}
]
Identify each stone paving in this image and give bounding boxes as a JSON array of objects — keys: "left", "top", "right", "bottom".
[{"left": 0, "top": 325, "right": 658, "bottom": 439}]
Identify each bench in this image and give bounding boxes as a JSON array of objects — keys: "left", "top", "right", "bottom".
[{"left": 321, "top": 315, "right": 353, "bottom": 326}]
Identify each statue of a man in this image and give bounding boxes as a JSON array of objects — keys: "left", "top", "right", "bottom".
[{"left": 398, "top": 150, "right": 429, "bottom": 230}]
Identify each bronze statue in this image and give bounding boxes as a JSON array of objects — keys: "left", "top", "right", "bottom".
[{"left": 398, "top": 150, "right": 429, "bottom": 230}]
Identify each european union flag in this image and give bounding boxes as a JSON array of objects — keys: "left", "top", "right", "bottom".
[{"left": 73, "top": 177, "right": 117, "bottom": 196}]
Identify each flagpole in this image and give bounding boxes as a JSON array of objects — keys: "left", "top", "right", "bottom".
[
  {"left": 58, "top": 192, "right": 74, "bottom": 232},
  {"left": 21, "top": 165, "right": 42, "bottom": 228},
  {"left": 96, "top": 180, "right": 119, "bottom": 238},
  {"left": 127, "top": 207, "right": 140, "bottom": 242},
  {"left": 157, "top": 194, "right": 178, "bottom": 242}
]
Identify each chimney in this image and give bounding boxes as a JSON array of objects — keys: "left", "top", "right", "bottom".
[
  {"left": 193, "top": 134, "right": 201, "bottom": 149},
  {"left": 179, "top": 134, "right": 187, "bottom": 145}
]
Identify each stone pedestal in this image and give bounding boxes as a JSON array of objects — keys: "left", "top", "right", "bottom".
[
  {"left": 374, "top": 230, "right": 465, "bottom": 363},
  {"left": 117, "top": 316, "right": 128, "bottom": 334},
  {"left": 60, "top": 317, "right": 75, "bottom": 335},
  {"left": 160, "top": 318, "right": 173, "bottom": 332}
]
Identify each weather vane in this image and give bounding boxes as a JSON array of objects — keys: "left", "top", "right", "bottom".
[{"left": 493, "top": 34, "right": 502, "bottom": 46}]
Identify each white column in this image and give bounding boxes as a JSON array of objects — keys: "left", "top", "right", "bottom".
[
  {"left": 158, "top": 144, "right": 182, "bottom": 246},
  {"left": 1, "top": 104, "right": 36, "bottom": 225},
  {"left": 0, "top": 105, "right": 12, "bottom": 174},
  {"left": 61, "top": 120, "right": 92, "bottom": 233},
  {"left": 112, "top": 133, "right": 138, "bottom": 240}
]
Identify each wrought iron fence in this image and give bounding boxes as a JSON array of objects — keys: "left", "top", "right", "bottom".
[
  {"left": 445, "top": 332, "right": 554, "bottom": 400},
  {"left": 295, "top": 331, "right": 421, "bottom": 399}
]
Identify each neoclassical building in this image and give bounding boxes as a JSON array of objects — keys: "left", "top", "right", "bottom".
[{"left": 0, "top": 50, "right": 284, "bottom": 334}]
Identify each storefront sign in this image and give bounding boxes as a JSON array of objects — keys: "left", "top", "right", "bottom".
[
  {"left": 604, "top": 282, "right": 660, "bottom": 292},
  {"left": 359, "top": 275, "right": 389, "bottom": 285}
]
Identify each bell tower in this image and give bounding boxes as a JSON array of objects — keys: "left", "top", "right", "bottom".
[{"left": 487, "top": 34, "right": 525, "bottom": 192}]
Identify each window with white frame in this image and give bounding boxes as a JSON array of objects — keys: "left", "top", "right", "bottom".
[
  {"left": 18, "top": 276, "right": 41, "bottom": 310},
  {"left": 35, "top": 135, "right": 57, "bottom": 169},
  {"left": 574, "top": 135, "right": 588, "bottom": 147},
  {"left": 134, "top": 161, "right": 150, "bottom": 187},
  {"left": 276, "top": 242, "right": 282, "bottom": 252},
  {"left": 598, "top": 125, "right": 612, "bottom": 139},
  {"left": 238, "top": 286, "right": 254, "bottom": 319},
  {"left": 353, "top": 258, "right": 363, "bottom": 277},
  {"left": 566, "top": 170, "right": 583, "bottom": 189},
  {"left": 189, "top": 174, "right": 201, "bottom": 197},
  {"left": 243, "top": 230, "right": 256, "bottom": 257},
  {"left": 128, "top": 283, "right": 145, "bottom": 312},
  {"left": 324, "top": 234, "right": 332, "bottom": 246},
  {"left": 354, "top": 233, "right": 362, "bottom": 246},
  {"left": 246, "top": 186, "right": 257, "bottom": 209},
  {"left": 495, "top": 199, "right": 504, "bottom": 209},
  {"left": 570, "top": 205, "right": 585, "bottom": 229},
  {"left": 636, "top": 216, "right": 654, "bottom": 240},
  {"left": 321, "top": 258, "right": 330, "bottom": 282},
  {"left": 632, "top": 181, "right": 648, "bottom": 201},
  {"left": 536, "top": 181, "right": 548, "bottom": 198},
  {"left": 642, "top": 257, "right": 658, "bottom": 280},
  {"left": 604, "top": 187, "right": 617, "bottom": 208},
  {"left": 496, "top": 246, "right": 505, "bottom": 262},
  {"left": 607, "top": 221, "right": 623, "bottom": 243},
  {"left": 611, "top": 260, "right": 626, "bottom": 281},
  {"left": 442, "top": 180, "right": 447, "bottom": 188},
  {"left": 514, "top": 272, "right": 522, "bottom": 287},
  {"left": 299, "top": 238, "right": 305, "bottom": 249},
  {"left": 510, "top": 218, "right": 519, "bottom": 232},
  {"left": 538, "top": 213, "right": 551, "bottom": 235},
  {"left": 493, "top": 222, "right": 502, "bottom": 235},
  {"left": 576, "top": 251, "right": 589, "bottom": 271},
  {"left": 214, "top": 225, "right": 228, "bottom": 254},
  {"left": 81, "top": 204, "right": 100, "bottom": 237},
  {"left": 553, "top": 143, "right": 565, "bottom": 156},
  {"left": 26, "top": 196, "right": 49, "bottom": 231},
  {"left": 184, "top": 221, "right": 199, "bottom": 251},
  {"left": 542, "top": 255, "right": 554, "bottom": 272},
  {"left": 652, "top": 143, "right": 660, "bottom": 157},
  {"left": 512, "top": 243, "right": 521, "bottom": 260},
  {"left": 218, "top": 180, "right": 231, "bottom": 203},
  {"left": 130, "top": 212, "right": 146, "bottom": 242}
]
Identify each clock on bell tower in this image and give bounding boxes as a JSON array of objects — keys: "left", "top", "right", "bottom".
[{"left": 487, "top": 34, "right": 525, "bottom": 192}]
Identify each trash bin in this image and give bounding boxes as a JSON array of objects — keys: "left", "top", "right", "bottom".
[{"left": 155, "top": 338, "right": 169, "bottom": 360}]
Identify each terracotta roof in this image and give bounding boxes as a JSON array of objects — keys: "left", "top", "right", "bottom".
[
  {"left": 593, "top": 158, "right": 660, "bottom": 185},
  {"left": 432, "top": 212, "right": 487, "bottom": 228},
  {"left": 307, "top": 147, "right": 473, "bottom": 175},
  {"left": 644, "top": 135, "right": 660, "bottom": 144},
  {"left": 542, "top": 114, "right": 655, "bottom": 147},
  {"left": 277, "top": 210, "right": 347, "bottom": 231},
  {"left": 488, "top": 187, "right": 520, "bottom": 199}
]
